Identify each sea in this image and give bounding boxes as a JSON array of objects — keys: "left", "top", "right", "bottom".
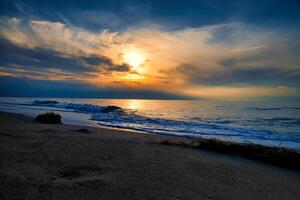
[{"left": 0, "top": 97, "right": 299, "bottom": 150}]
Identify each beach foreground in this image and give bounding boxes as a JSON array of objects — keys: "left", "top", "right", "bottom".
[{"left": 0, "top": 112, "right": 299, "bottom": 200}]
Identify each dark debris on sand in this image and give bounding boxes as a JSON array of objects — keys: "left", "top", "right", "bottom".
[
  {"left": 75, "top": 128, "right": 91, "bottom": 134},
  {"left": 160, "top": 139, "right": 300, "bottom": 170}
]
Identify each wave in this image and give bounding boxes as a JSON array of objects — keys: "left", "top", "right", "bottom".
[
  {"left": 248, "top": 106, "right": 300, "bottom": 111},
  {"left": 27, "top": 100, "right": 300, "bottom": 145},
  {"left": 32, "top": 100, "right": 123, "bottom": 114}
]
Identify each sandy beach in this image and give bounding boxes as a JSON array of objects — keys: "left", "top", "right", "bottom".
[{"left": 0, "top": 111, "right": 299, "bottom": 200}]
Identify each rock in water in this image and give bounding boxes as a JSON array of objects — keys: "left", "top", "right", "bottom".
[
  {"left": 33, "top": 100, "right": 59, "bottom": 105},
  {"left": 101, "top": 105, "right": 123, "bottom": 113},
  {"left": 35, "top": 112, "right": 62, "bottom": 124}
]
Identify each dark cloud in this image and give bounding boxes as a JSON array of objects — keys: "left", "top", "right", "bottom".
[
  {"left": 204, "top": 67, "right": 300, "bottom": 87},
  {"left": 0, "top": 38, "right": 88, "bottom": 72},
  {"left": 0, "top": 76, "right": 194, "bottom": 100},
  {"left": 110, "top": 63, "right": 131, "bottom": 72},
  {"left": 82, "top": 55, "right": 112, "bottom": 66},
  {"left": 0, "top": 38, "right": 131, "bottom": 74},
  {"left": 170, "top": 63, "right": 300, "bottom": 87}
]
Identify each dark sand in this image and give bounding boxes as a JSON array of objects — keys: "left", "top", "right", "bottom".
[{"left": 0, "top": 112, "right": 299, "bottom": 200}]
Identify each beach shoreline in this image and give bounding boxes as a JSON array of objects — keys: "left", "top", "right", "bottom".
[
  {"left": 0, "top": 111, "right": 299, "bottom": 200},
  {"left": 1, "top": 97, "right": 299, "bottom": 151}
]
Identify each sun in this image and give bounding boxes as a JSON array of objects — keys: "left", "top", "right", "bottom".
[{"left": 123, "top": 50, "right": 145, "bottom": 70}]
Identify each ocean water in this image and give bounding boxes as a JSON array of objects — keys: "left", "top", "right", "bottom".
[{"left": 0, "top": 97, "right": 299, "bottom": 150}]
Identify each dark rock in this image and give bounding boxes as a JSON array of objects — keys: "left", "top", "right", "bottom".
[
  {"left": 35, "top": 112, "right": 62, "bottom": 124},
  {"left": 33, "top": 100, "right": 59, "bottom": 105},
  {"left": 101, "top": 105, "right": 123, "bottom": 113}
]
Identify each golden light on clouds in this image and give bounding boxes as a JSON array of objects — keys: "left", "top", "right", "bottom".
[
  {"left": 0, "top": 17, "right": 299, "bottom": 100},
  {"left": 124, "top": 73, "right": 144, "bottom": 80}
]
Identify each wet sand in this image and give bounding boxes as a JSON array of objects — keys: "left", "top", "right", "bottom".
[{"left": 0, "top": 112, "right": 299, "bottom": 200}]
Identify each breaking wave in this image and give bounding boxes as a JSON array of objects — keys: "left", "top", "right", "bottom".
[{"left": 28, "top": 100, "right": 300, "bottom": 147}]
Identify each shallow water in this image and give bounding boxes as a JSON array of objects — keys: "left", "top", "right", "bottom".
[{"left": 0, "top": 97, "right": 299, "bottom": 150}]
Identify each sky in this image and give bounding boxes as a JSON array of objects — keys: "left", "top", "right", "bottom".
[{"left": 0, "top": 0, "right": 300, "bottom": 100}]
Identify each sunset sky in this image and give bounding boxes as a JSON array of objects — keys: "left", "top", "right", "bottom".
[{"left": 1, "top": 0, "right": 300, "bottom": 100}]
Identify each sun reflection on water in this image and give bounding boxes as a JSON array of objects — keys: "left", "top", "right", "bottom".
[{"left": 128, "top": 99, "right": 141, "bottom": 110}]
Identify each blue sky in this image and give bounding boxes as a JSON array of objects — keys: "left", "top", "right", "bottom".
[
  {"left": 2, "top": 0, "right": 300, "bottom": 32},
  {"left": 0, "top": 0, "right": 300, "bottom": 99}
]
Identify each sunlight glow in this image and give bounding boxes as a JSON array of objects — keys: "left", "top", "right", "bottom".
[{"left": 123, "top": 50, "right": 145, "bottom": 70}]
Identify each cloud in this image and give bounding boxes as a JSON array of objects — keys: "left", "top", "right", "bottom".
[
  {"left": 168, "top": 63, "right": 300, "bottom": 87},
  {"left": 0, "top": 16, "right": 299, "bottom": 99},
  {"left": 0, "top": 17, "right": 118, "bottom": 56},
  {"left": 0, "top": 37, "right": 132, "bottom": 80},
  {"left": 150, "top": 23, "right": 300, "bottom": 88},
  {"left": 109, "top": 63, "right": 131, "bottom": 72}
]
